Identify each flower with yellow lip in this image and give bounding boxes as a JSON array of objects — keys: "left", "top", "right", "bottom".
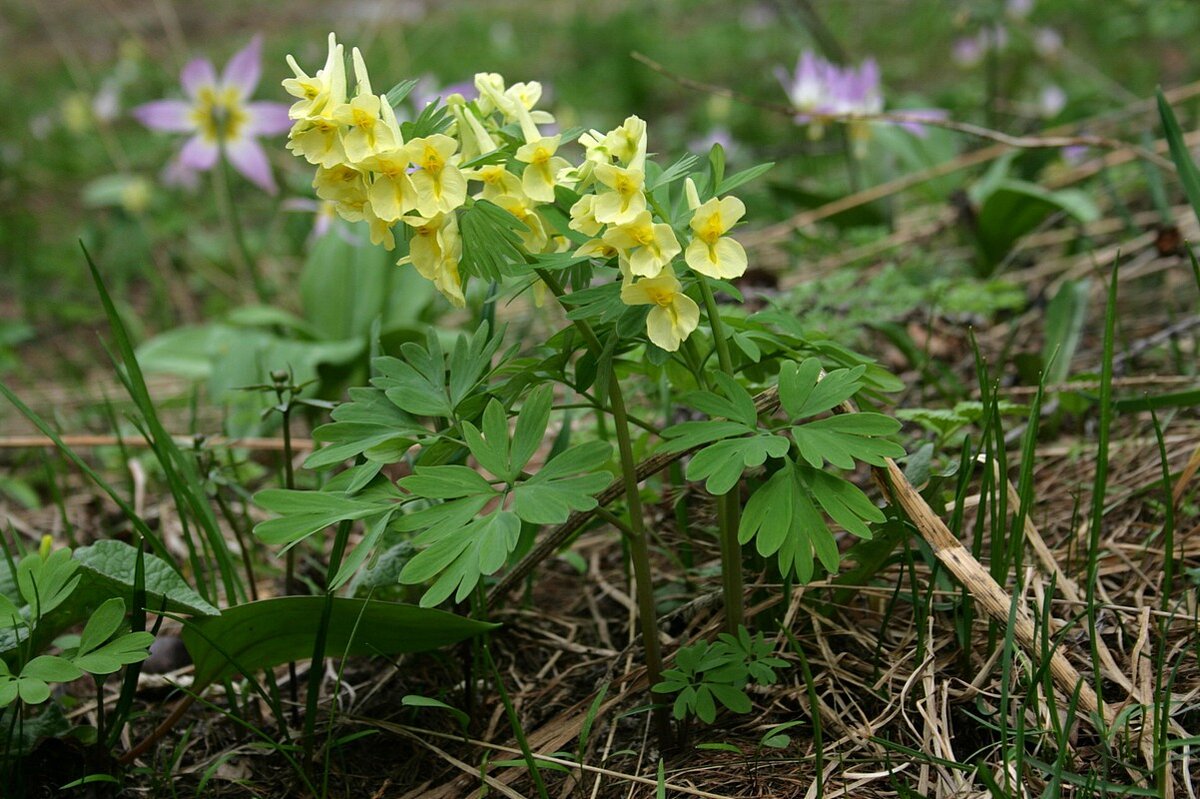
[
  {"left": 466, "top": 163, "right": 524, "bottom": 202},
  {"left": 568, "top": 194, "right": 603, "bottom": 237},
  {"left": 684, "top": 196, "right": 747, "bottom": 279},
  {"left": 314, "top": 166, "right": 393, "bottom": 250},
  {"left": 288, "top": 116, "right": 346, "bottom": 168},
  {"left": 604, "top": 115, "right": 647, "bottom": 170},
  {"left": 592, "top": 163, "right": 646, "bottom": 225},
  {"left": 573, "top": 238, "right": 619, "bottom": 261},
  {"left": 282, "top": 33, "right": 346, "bottom": 121},
  {"left": 406, "top": 134, "right": 468, "bottom": 217},
  {"left": 358, "top": 149, "right": 416, "bottom": 222},
  {"left": 313, "top": 163, "right": 366, "bottom": 207},
  {"left": 620, "top": 272, "right": 700, "bottom": 352},
  {"left": 399, "top": 213, "right": 465, "bottom": 307},
  {"left": 493, "top": 194, "right": 549, "bottom": 253},
  {"left": 602, "top": 210, "right": 680, "bottom": 277},
  {"left": 515, "top": 135, "right": 570, "bottom": 203}
]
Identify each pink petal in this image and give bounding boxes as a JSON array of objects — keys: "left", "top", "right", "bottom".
[
  {"left": 181, "top": 58, "right": 217, "bottom": 98},
  {"left": 179, "top": 135, "right": 219, "bottom": 171},
  {"left": 132, "top": 99, "right": 195, "bottom": 133},
  {"left": 244, "top": 101, "right": 292, "bottom": 136},
  {"left": 221, "top": 35, "right": 262, "bottom": 99},
  {"left": 225, "top": 137, "right": 276, "bottom": 194}
]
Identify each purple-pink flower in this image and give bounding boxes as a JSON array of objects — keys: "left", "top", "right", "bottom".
[
  {"left": 133, "top": 36, "right": 291, "bottom": 194},
  {"left": 776, "top": 51, "right": 943, "bottom": 144}
]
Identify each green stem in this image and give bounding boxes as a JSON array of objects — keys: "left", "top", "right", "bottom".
[
  {"left": 696, "top": 278, "right": 744, "bottom": 633},
  {"left": 303, "top": 518, "right": 353, "bottom": 767},
  {"left": 280, "top": 401, "right": 301, "bottom": 726},
  {"left": 534, "top": 267, "right": 671, "bottom": 743},
  {"left": 214, "top": 140, "right": 271, "bottom": 303}
]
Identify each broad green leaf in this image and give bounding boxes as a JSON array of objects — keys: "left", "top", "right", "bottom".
[
  {"left": 399, "top": 465, "right": 497, "bottom": 499},
  {"left": 254, "top": 490, "right": 398, "bottom": 546},
  {"left": 17, "top": 549, "right": 80, "bottom": 618},
  {"left": 181, "top": 597, "right": 496, "bottom": 689},
  {"left": 510, "top": 385, "right": 554, "bottom": 477},
  {"left": 791, "top": 413, "right": 905, "bottom": 469},
  {"left": 686, "top": 435, "right": 791, "bottom": 495},
  {"left": 330, "top": 510, "right": 397, "bottom": 591},
  {"left": 74, "top": 540, "right": 219, "bottom": 617},
  {"left": 447, "top": 322, "right": 504, "bottom": 408},
  {"left": 804, "top": 468, "right": 883, "bottom": 543},
  {"left": 659, "top": 420, "right": 753, "bottom": 453},
  {"left": 78, "top": 597, "right": 126, "bottom": 655},
  {"left": 738, "top": 465, "right": 795, "bottom": 557},
  {"left": 462, "top": 400, "right": 511, "bottom": 481},
  {"left": 401, "top": 510, "right": 521, "bottom": 606},
  {"left": 73, "top": 631, "right": 155, "bottom": 675},
  {"left": 778, "top": 359, "right": 865, "bottom": 420},
  {"left": 21, "top": 655, "right": 84, "bottom": 683}
]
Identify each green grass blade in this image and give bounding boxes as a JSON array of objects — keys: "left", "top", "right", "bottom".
[{"left": 1157, "top": 89, "right": 1200, "bottom": 230}]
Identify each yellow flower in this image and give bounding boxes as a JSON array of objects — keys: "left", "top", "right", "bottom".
[
  {"left": 466, "top": 163, "right": 524, "bottom": 202},
  {"left": 684, "top": 196, "right": 747, "bottom": 279},
  {"left": 568, "top": 194, "right": 603, "bottom": 236},
  {"left": 515, "top": 135, "right": 570, "bottom": 203},
  {"left": 287, "top": 116, "right": 346, "bottom": 167},
  {"left": 406, "top": 134, "right": 468, "bottom": 217},
  {"left": 493, "top": 194, "right": 549, "bottom": 253},
  {"left": 592, "top": 163, "right": 646, "bottom": 225},
  {"left": 282, "top": 33, "right": 346, "bottom": 121},
  {"left": 603, "top": 115, "right": 647, "bottom": 170},
  {"left": 620, "top": 272, "right": 700, "bottom": 352},
  {"left": 358, "top": 149, "right": 416, "bottom": 222},
  {"left": 314, "top": 164, "right": 367, "bottom": 208},
  {"left": 399, "top": 213, "right": 465, "bottom": 307},
  {"left": 573, "top": 238, "right": 618, "bottom": 260},
  {"left": 602, "top": 210, "right": 680, "bottom": 277}
]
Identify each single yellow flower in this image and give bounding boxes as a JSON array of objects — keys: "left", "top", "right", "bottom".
[
  {"left": 287, "top": 116, "right": 346, "bottom": 167},
  {"left": 406, "top": 134, "right": 467, "bottom": 217},
  {"left": 399, "top": 213, "right": 465, "bottom": 307},
  {"left": 282, "top": 33, "right": 346, "bottom": 121},
  {"left": 602, "top": 210, "right": 680, "bottom": 277},
  {"left": 603, "top": 115, "right": 647, "bottom": 170},
  {"left": 620, "top": 272, "right": 700, "bottom": 352},
  {"left": 684, "top": 196, "right": 747, "bottom": 279},
  {"left": 592, "top": 163, "right": 646, "bottom": 225},
  {"left": 515, "top": 135, "right": 570, "bottom": 203},
  {"left": 313, "top": 163, "right": 367, "bottom": 207},
  {"left": 466, "top": 163, "right": 524, "bottom": 202},
  {"left": 493, "top": 194, "right": 549, "bottom": 253},
  {"left": 359, "top": 149, "right": 416, "bottom": 222},
  {"left": 573, "top": 238, "right": 618, "bottom": 260},
  {"left": 568, "top": 194, "right": 603, "bottom": 237}
]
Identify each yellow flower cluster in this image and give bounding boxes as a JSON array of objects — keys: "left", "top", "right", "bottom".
[
  {"left": 566, "top": 124, "right": 747, "bottom": 352},
  {"left": 282, "top": 34, "right": 749, "bottom": 351}
]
